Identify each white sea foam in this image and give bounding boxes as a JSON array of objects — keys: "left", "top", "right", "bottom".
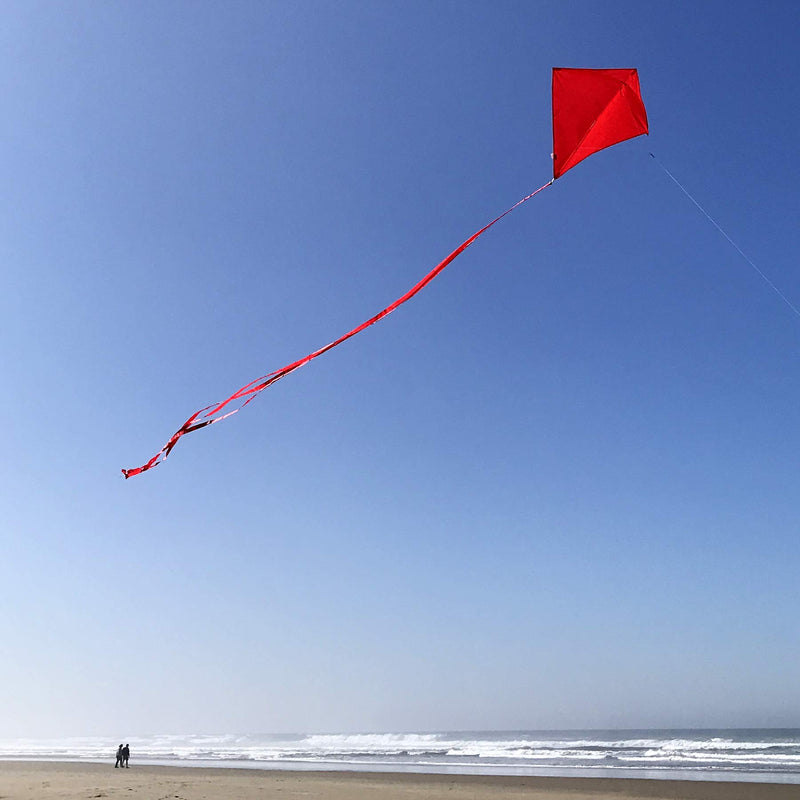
[{"left": 2, "top": 730, "right": 799, "bottom": 781}]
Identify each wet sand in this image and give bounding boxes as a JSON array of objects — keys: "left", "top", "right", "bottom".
[{"left": 1, "top": 761, "right": 799, "bottom": 800}]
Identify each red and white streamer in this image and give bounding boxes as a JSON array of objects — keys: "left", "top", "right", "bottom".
[{"left": 122, "top": 180, "right": 553, "bottom": 478}]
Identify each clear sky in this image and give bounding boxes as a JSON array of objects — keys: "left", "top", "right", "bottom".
[{"left": 1, "top": 0, "right": 799, "bottom": 737}]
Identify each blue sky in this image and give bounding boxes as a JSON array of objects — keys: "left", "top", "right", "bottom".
[{"left": 1, "top": 0, "right": 799, "bottom": 736}]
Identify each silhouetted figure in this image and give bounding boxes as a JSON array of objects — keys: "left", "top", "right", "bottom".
[
  {"left": 122, "top": 744, "right": 130, "bottom": 768},
  {"left": 115, "top": 744, "right": 124, "bottom": 768}
]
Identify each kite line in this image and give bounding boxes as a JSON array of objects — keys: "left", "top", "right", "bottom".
[
  {"left": 649, "top": 153, "right": 800, "bottom": 321},
  {"left": 122, "top": 179, "right": 554, "bottom": 478}
]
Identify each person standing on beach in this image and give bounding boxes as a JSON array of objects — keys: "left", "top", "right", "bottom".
[
  {"left": 114, "top": 744, "right": 124, "bottom": 768},
  {"left": 122, "top": 744, "right": 130, "bottom": 768}
]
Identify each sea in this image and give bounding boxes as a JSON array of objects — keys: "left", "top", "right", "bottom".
[{"left": 2, "top": 730, "right": 800, "bottom": 784}]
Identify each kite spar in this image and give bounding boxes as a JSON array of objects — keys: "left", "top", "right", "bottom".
[{"left": 122, "top": 68, "right": 648, "bottom": 478}]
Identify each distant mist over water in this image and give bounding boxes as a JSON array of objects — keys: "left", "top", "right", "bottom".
[{"left": 3, "top": 730, "right": 800, "bottom": 783}]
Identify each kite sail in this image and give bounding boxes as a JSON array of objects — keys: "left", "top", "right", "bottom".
[
  {"left": 122, "top": 67, "right": 648, "bottom": 478},
  {"left": 552, "top": 67, "right": 648, "bottom": 179}
]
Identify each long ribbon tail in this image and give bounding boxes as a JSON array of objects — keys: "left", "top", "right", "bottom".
[{"left": 122, "top": 179, "right": 554, "bottom": 478}]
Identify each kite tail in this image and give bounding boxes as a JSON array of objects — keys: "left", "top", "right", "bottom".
[{"left": 122, "top": 179, "right": 554, "bottom": 478}]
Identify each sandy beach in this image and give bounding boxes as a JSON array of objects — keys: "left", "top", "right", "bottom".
[{"left": 1, "top": 762, "right": 799, "bottom": 800}]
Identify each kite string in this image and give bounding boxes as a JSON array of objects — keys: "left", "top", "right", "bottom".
[
  {"left": 649, "top": 152, "right": 800, "bottom": 321},
  {"left": 122, "top": 178, "right": 554, "bottom": 478}
]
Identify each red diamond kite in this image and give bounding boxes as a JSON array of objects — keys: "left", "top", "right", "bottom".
[
  {"left": 123, "top": 68, "right": 648, "bottom": 477},
  {"left": 552, "top": 67, "right": 649, "bottom": 179}
]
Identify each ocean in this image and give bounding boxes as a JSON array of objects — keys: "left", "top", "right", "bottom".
[{"left": 2, "top": 730, "right": 800, "bottom": 784}]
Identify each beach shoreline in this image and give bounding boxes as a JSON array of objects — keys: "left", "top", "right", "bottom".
[
  {"left": 2, "top": 761, "right": 800, "bottom": 800},
  {"left": 4, "top": 756, "right": 800, "bottom": 785}
]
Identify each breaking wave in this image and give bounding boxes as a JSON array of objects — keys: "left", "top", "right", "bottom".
[{"left": 2, "top": 730, "right": 800, "bottom": 782}]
